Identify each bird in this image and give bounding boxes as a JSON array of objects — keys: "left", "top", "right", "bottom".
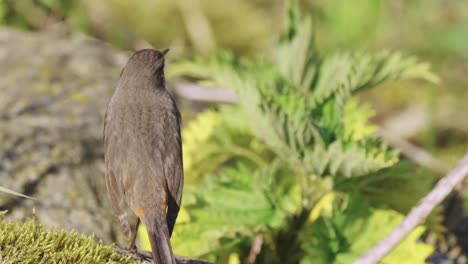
[{"left": 103, "top": 49, "right": 183, "bottom": 264}]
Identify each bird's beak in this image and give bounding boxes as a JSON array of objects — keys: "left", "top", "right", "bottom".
[{"left": 161, "top": 48, "right": 170, "bottom": 57}]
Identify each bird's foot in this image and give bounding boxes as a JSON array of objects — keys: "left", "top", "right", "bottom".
[{"left": 128, "top": 243, "right": 138, "bottom": 252}]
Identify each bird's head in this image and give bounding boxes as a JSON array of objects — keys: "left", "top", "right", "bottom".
[{"left": 119, "top": 49, "right": 170, "bottom": 88}]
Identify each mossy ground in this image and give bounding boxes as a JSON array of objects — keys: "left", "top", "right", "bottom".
[{"left": 0, "top": 212, "right": 134, "bottom": 264}]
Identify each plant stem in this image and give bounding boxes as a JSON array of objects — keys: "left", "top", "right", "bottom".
[{"left": 274, "top": 208, "right": 312, "bottom": 264}]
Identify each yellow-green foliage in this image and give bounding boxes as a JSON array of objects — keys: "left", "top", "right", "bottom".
[
  {"left": 0, "top": 212, "right": 134, "bottom": 264},
  {"left": 165, "top": 1, "right": 440, "bottom": 262},
  {"left": 301, "top": 194, "right": 434, "bottom": 264},
  {"left": 182, "top": 108, "right": 272, "bottom": 183}
]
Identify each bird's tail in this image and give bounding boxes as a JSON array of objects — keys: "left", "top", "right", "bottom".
[
  {"left": 166, "top": 193, "right": 180, "bottom": 237},
  {"left": 142, "top": 210, "right": 176, "bottom": 264}
]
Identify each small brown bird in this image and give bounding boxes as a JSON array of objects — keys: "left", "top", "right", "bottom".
[{"left": 104, "top": 49, "right": 183, "bottom": 264}]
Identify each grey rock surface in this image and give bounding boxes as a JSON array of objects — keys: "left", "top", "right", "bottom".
[{"left": 0, "top": 27, "right": 130, "bottom": 244}]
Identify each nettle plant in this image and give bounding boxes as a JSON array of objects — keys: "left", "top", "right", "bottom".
[{"left": 167, "top": 1, "right": 439, "bottom": 263}]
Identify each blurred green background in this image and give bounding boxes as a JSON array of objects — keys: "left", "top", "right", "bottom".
[
  {"left": 1, "top": 0, "right": 467, "bottom": 158},
  {"left": 0, "top": 0, "right": 467, "bottom": 263}
]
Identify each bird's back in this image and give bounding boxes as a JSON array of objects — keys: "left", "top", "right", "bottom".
[{"left": 104, "top": 88, "right": 179, "bottom": 209}]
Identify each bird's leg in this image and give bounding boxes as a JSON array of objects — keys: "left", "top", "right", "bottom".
[{"left": 129, "top": 218, "right": 140, "bottom": 251}]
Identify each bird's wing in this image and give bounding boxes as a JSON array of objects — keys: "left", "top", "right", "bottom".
[
  {"left": 104, "top": 104, "right": 132, "bottom": 239},
  {"left": 161, "top": 96, "right": 184, "bottom": 236}
]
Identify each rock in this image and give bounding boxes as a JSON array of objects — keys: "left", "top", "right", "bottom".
[{"left": 0, "top": 27, "right": 129, "bottom": 244}]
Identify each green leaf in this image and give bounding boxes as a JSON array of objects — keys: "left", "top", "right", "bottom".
[
  {"left": 310, "top": 51, "right": 439, "bottom": 110},
  {"left": 335, "top": 162, "right": 435, "bottom": 214},
  {"left": 182, "top": 106, "right": 272, "bottom": 182},
  {"left": 0, "top": 186, "right": 35, "bottom": 200},
  {"left": 303, "top": 141, "right": 397, "bottom": 178},
  {"left": 342, "top": 98, "right": 377, "bottom": 142},
  {"left": 172, "top": 162, "right": 297, "bottom": 258},
  {"left": 300, "top": 194, "right": 434, "bottom": 264}
]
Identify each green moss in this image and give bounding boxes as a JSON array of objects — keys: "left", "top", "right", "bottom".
[{"left": 0, "top": 212, "right": 134, "bottom": 264}]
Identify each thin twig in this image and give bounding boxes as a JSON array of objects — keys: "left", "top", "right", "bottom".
[
  {"left": 113, "top": 245, "right": 211, "bottom": 264},
  {"left": 354, "top": 154, "right": 468, "bottom": 264},
  {"left": 173, "top": 83, "right": 237, "bottom": 103},
  {"left": 248, "top": 234, "right": 264, "bottom": 264}
]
